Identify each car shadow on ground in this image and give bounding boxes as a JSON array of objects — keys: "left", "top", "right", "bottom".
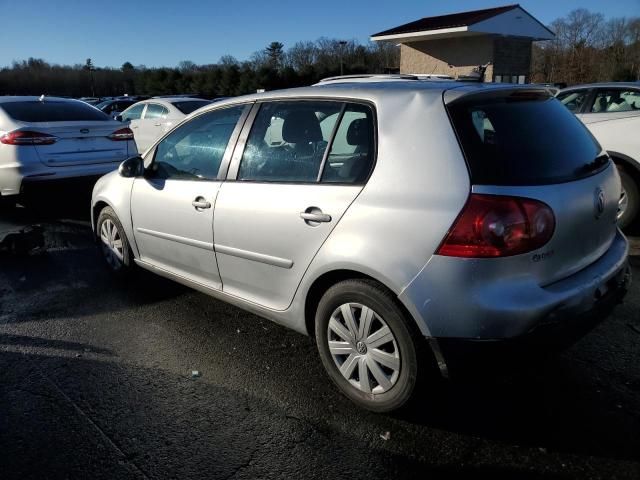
[
  {"left": 1, "top": 176, "right": 99, "bottom": 224},
  {"left": 0, "top": 348, "right": 598, "bottom": 480}
]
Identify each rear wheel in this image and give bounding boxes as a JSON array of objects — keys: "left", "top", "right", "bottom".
[
  {"left": 315, "top": 279, "right": 428, "bottom": 412},
  {"left": 617, "top": 167, "right": 639, "bottom": 230},
  {"left": 96, "top": 206, "right": 134, "bottom": 275}
]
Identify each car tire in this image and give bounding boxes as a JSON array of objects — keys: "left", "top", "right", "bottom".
[
  {"left": 96, "top": 206, "right": 135, "bottom": 275},
  {"left": 617, "top": 168, "right": 639, "bottom": 231},
  {"left": 315, "top": 279, "right": 429, "bottom": 413}
]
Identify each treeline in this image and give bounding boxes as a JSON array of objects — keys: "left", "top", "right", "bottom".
[
  {"left": 0, "top": 39, "right": 399, "bottom": 98},
  {"left": 2, "top": 9, "right": 637, "bottom": 96},
  {"left": 532, "top": 9, "right": 640, "bottom": 84}
]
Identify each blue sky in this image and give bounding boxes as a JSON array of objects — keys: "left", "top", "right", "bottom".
[{"left": 0, "top": 0, "right": 638, "bottom": 68}]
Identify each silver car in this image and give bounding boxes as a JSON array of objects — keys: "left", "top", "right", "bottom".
[{"left": 91, "top": 78, "right": 631, "bottom": 412}]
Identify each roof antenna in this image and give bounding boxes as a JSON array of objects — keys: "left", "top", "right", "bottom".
[{"left": 39, "top": 94, "right": 45, "bottom": 102}]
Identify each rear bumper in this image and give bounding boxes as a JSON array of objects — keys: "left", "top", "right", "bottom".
[
  {"left": 400, "top": 229, "right": 630, "bottom": 339},
  {"left": 436, "top": 260, "right": 631, "bottom": 376},
  {"left": 0, "top": 161, "right": 122, "bottom": 197}
]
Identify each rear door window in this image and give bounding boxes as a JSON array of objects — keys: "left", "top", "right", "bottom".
[
  {"left": 447, "top": 91, "right": 606, "bottom": 185},
  {"left": 121, "top": 103, "right": 145, "bottom": 121},
  {"left": 1, "top": 101, "right": 109, "bottom": 122},
  {"left": 144, "top": 104, "right": 169, "bottom": 119},
  {"left": 237, "top": 101, "right": 342, "bottom": 183},
  {"left": 321, "top": 104, "right": 375, "bottom": 184}
]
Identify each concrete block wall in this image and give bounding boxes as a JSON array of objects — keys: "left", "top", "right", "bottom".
[
  {"left": 399, "top": 35, "right": 533, "bottom": 82},
  {"left": 400, "top": 36, "right": 494, "bottom": 81}
]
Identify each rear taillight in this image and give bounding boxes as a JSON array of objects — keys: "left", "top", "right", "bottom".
[
  {"left": 0, "top": 130, "right": 57, "bottom": 145},
  {"left": 436, "top": 194, "right": 555, "bottom": 258},
  {"left": 108, "top": 127, "right": 134, "bottom": 141}
]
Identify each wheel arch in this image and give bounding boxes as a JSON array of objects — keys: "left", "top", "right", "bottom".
[
  {"left": 303, "top": 268, "right": 415, "bottom": 340},
  {"left": 303, "top": 267, "right": 447, "bottom": 379},
  {"left": 92, "top": 200, "right": 110, "bottom": 236},
  {"left": 609, "top": 151, "right": 640, "bottom": 184}
]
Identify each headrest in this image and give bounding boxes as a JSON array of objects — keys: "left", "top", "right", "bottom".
[
  {"left": 282, "top": 110, "right": 322, "bottom": 143},
  {"left": 346, "top": 118, "right": 370, "bottom": 146}
]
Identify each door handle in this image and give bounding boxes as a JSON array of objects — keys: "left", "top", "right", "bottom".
[
  {"left": 154, "top": 123, "right": 162, "bottom": 126},
  {"left": 300, "top": 211, "right": 331, "bottom": 223},
  {"left": 192, "top": 197, "right": 211, "bottom": 210}
]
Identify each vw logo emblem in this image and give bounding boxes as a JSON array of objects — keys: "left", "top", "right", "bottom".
[
  {"left": 80, "top": 128, "right": 89, "bottom": 134},
  {"left": 356, "top": 341, "right": 367, "bottom": 354},
  {"left": 594, "top": 187, "right": 605, "bottom": 219}
]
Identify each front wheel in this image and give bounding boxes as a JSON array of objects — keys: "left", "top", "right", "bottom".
[
  {"left": 617, "top": 168, "right": 639, "bottom": 231},
  {"left": 315, "top": 279, "right": 428, "bottom": 412},
  {"left": 96, "top": 206, "right": 134, "bottom": 275}
]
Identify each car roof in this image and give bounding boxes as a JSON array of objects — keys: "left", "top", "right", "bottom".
[
  {"left": 559, "top": 82, "right": 640, "bottom": 92},
  {"left": 194, "top": 80, "right": 551, "bottom": 113}
]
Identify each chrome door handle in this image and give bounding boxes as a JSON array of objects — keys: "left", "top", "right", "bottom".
[
  {"left": 300, "top": 212, "right": 331, "bottom": 223},
  {"left": 192, "top": 197, "right": 211, "bottom": 210}
]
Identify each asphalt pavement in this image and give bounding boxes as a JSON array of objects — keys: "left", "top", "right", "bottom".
[{"left": 1, "top": 187, "right": 639, "bottom": 479}]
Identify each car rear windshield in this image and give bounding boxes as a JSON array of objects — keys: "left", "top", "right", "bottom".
[
  {"left": 1, "top": 101, "right": 109, "bottom": 122},
  {"left": 171, "top": 100, "right": 211, "bottom": 115},
  {"left": 447, "top": 91, "right": 606, "bottom": 185}
]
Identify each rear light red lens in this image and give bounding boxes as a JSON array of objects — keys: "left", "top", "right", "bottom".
[
  {"left": 108, "top": 127, "right": 134, "bottom": 141},
  {"left": 436, "top": 194, "right": 555, "bottom": 258},
  {"left": 0, "top": 130, "right": 57, "bottom": 145}
]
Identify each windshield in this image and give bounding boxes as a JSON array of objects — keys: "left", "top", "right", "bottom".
[{"left": 171, "top": 100, "right": 211, "bottom": 115}]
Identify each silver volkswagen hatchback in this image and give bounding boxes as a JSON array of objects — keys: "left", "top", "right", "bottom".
[{"left": 91, "top": 78, "right": 631, "bottom": 412}]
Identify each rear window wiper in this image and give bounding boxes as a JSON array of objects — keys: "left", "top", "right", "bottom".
[{"left": 575, "top": 155, "right": 610, "bottom": 176}]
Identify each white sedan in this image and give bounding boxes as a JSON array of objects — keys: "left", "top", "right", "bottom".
[
  {"left": 0, "top": 96, "right": 136, "bottom": 205},
  {"left": 557, "top": 83, "right": 640, "bottom": 229},
  {"left": 119, "top": 98, "right": 211, "bottom": 153}
]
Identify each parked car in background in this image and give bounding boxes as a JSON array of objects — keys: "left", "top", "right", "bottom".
[
  {"left": 557, "top": 83, "right": 640, "bottom": 229},
  {"left": 118, "top": 97, "right": 211, "bottom": 153},
  {"left": 92, "top": 79, "right": 630, "bottom": 412},
  {"left": 95, "top": 98, "right": 138, "bottom": 119},
  {"left": 0, "top": 96, "right": 136, "bottom": 205}
]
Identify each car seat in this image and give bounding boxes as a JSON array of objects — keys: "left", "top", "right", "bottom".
[
  {"left": 338, "top": 118, "right": 373, "bottom": 183},
  {"left": 280, "top": 110, "right": 325, "bottom": 181}
]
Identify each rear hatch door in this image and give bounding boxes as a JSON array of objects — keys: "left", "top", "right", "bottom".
[
  {"left": 29, "top": 121, "right": 130, "bottom": 167},
  {"left": 446, "top": 87, "right": 619, "bottom": 286}
]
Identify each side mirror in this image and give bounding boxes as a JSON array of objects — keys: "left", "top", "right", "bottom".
[
  {"left": 115, "top": 114, "right": 124, "bottom": 122},
  {"left": 118, "top": 156, "right": 144, "bottom": 178}
]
